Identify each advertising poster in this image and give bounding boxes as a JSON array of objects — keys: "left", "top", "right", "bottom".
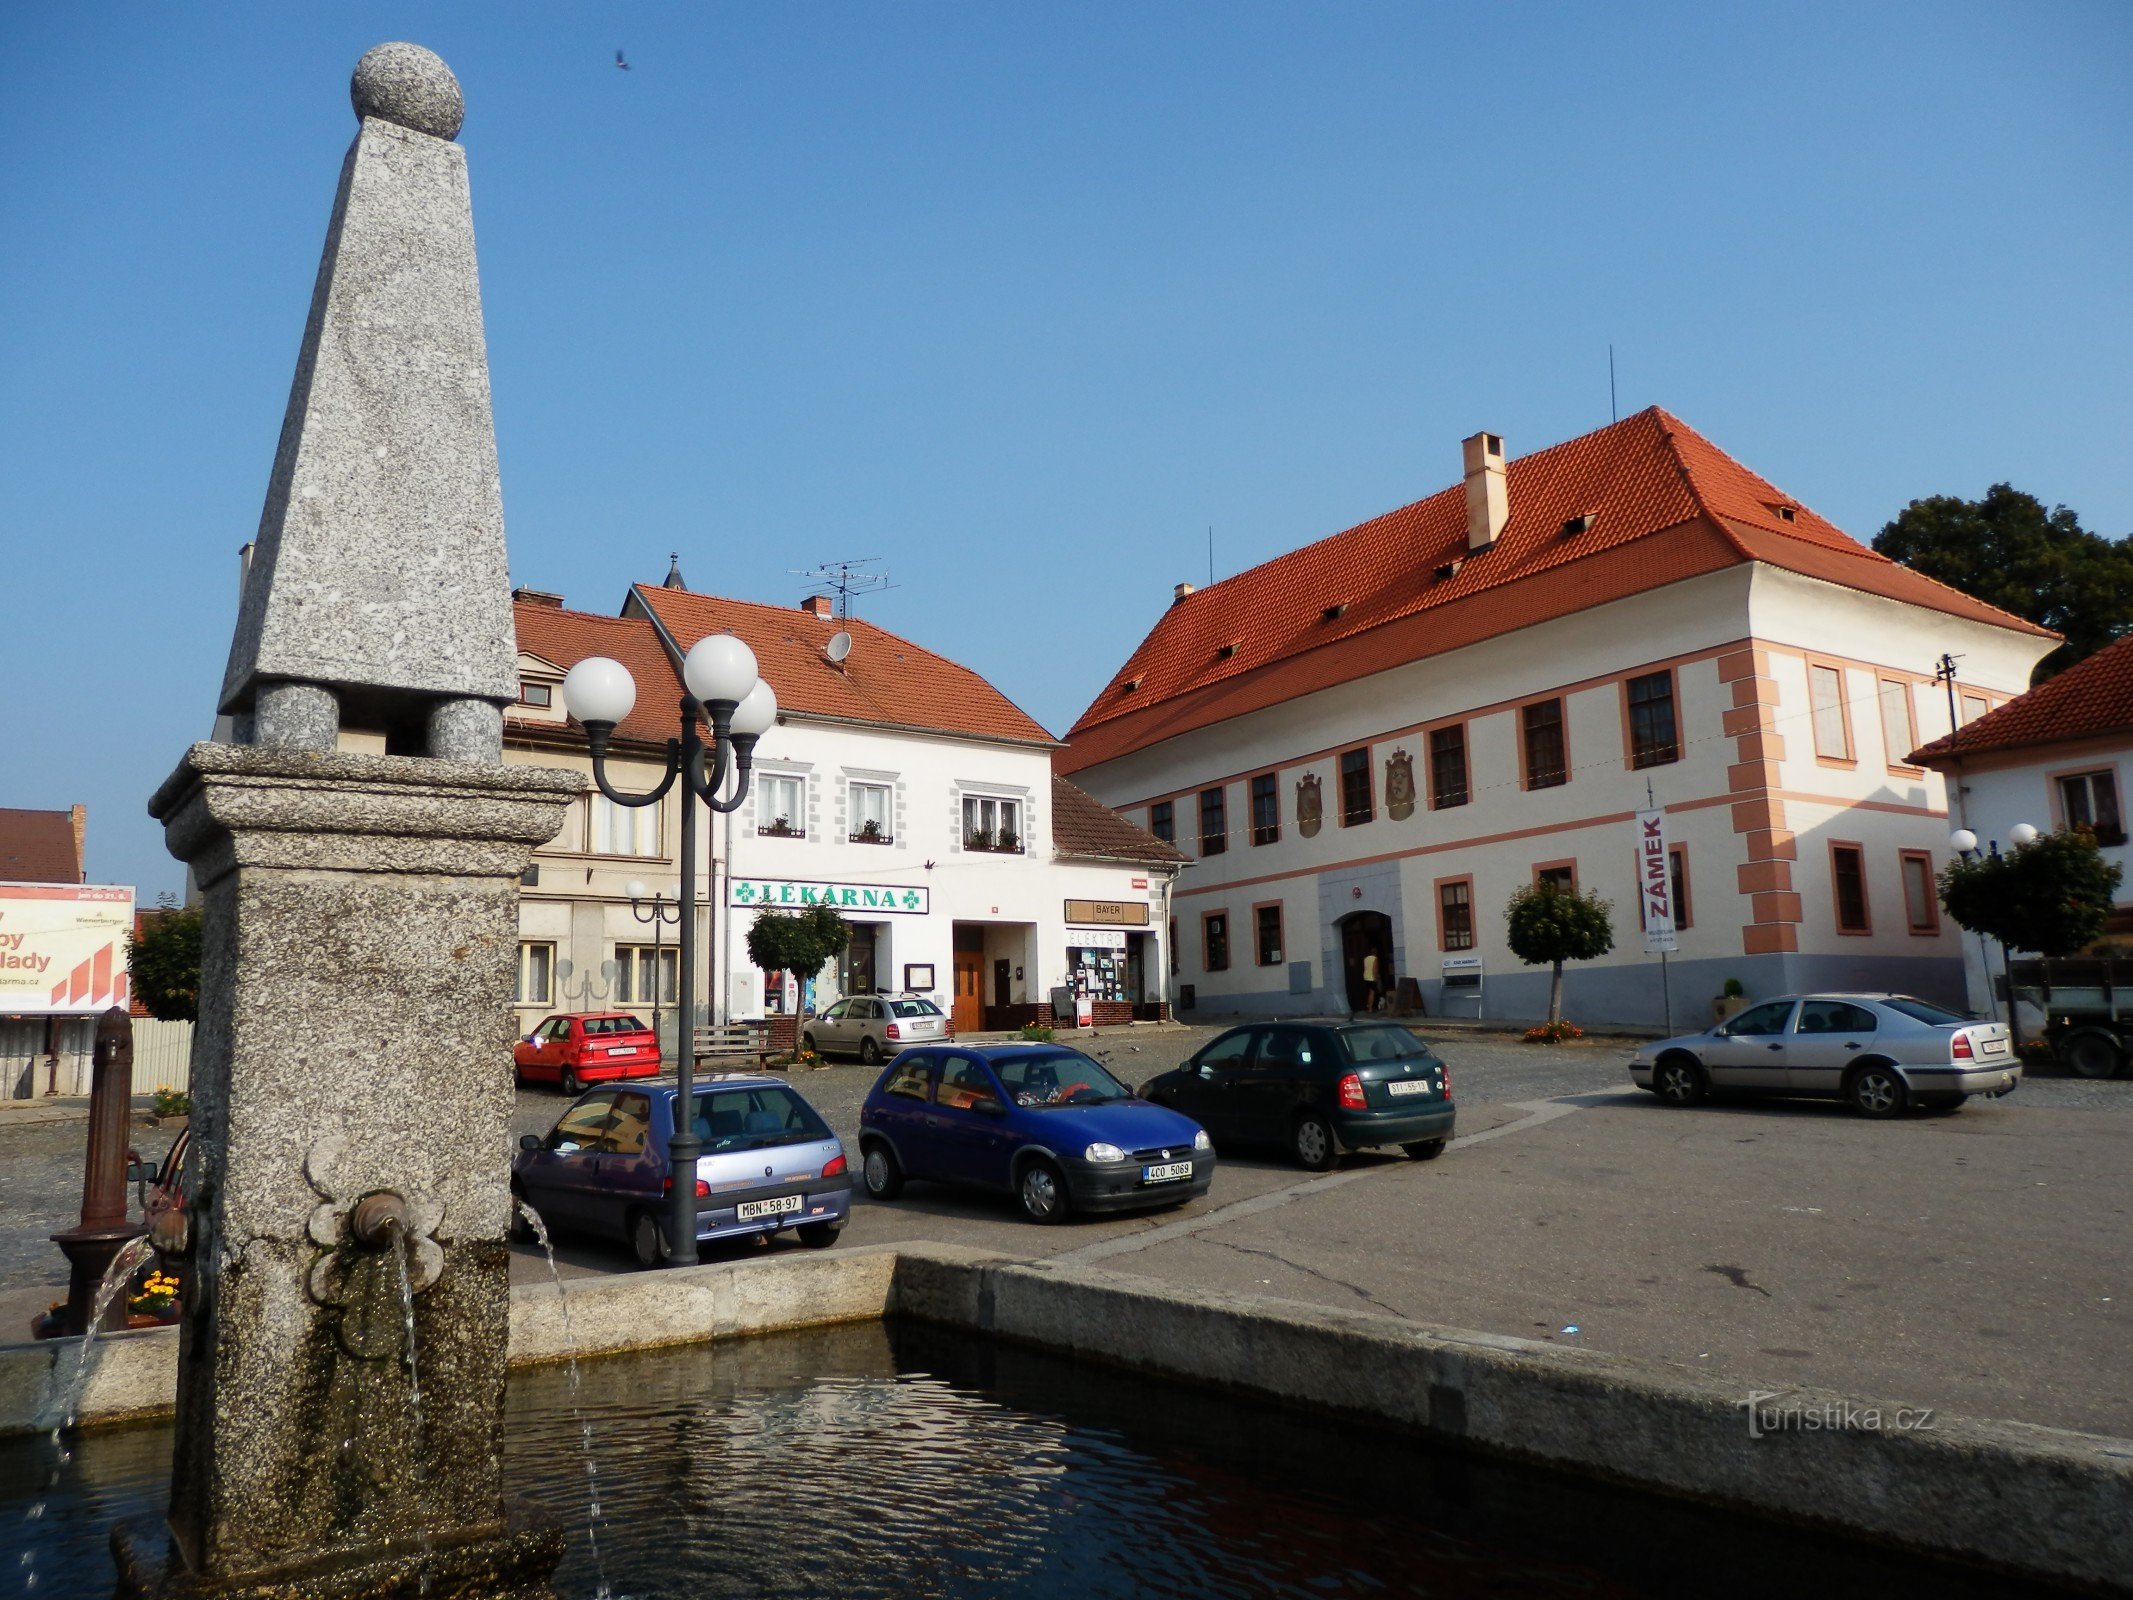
[
  {"left": 1635, "top": 809, "right": 1677, "bottom": 954},
  {"left": 0, "top": 882, "right": 135, "bottom": 1015}
]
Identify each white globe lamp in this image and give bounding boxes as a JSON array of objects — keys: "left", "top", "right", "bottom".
[
  {"left": 561, "top": 657, "right": 636, "bottom": 726},
  {"left": 626, "top": 880, "right": 648, "bottom": 902},
  {"left": 1948, "top": 829, "right": 1978, "bottom": 856},
  {"left": 730, "top": 680, "right": 779, "bottom": 739},
  {"left": 2008, "top": 822, "right": 2039, "bottom": 847},
  {"left": 683, "top": 633, "right": 758, "bottom": 706}
]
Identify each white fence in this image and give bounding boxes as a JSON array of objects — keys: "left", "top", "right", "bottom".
[
  {"left": 0, "top": 1016, "right": 194, "bottom": 1099},
  {"left": 131, "top": 1019, "right": 195, "bottom": 1095}
]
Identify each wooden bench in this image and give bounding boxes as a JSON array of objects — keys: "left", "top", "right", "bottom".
[{"left": 692, "top": 1022, "right": 776, "bottom": 1072}]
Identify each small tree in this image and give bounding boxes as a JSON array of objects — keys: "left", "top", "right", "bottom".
[
  {"left": 1505, "top": 882, "right": 1615, "bottom": 1025},
  {"left": 1941, "top": 829, "right": 2123, "bottom": 1034},
  {"left": 128, "top": 904, "right": 203, "bottom": 1022},
  {"left": 744, "top": 903, "right": 853, "bottom": 1011}
]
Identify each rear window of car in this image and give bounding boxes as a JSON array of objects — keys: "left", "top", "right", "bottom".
[
  {"left": 581, "top": 1016, "right": 647, "bottom": 1036},
  {"left": 1336, "top": 1024, "right": 1434, "bottom": 1065},
  {"left": 1880, "top": 997, "right": 1971, "bottom": 1027},
  {"left": 688, "top": 1086, "right": 831, "bottom": 1151},
  {"left": 889, "top": 999, "right": 941, "bottom": 1018}
]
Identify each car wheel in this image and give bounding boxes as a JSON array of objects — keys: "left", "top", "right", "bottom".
[
  {"left": 1017, "top": 1158, "right": 1071, "bottom": 1224},
  {"left": 561, "top": 1067, "right": 586, "bottom": 1097},
  {"left": 796, "top": 1222, "right": 842, "bottom": 1249},
  {"left": 861, "top": 1141, "right": 903, "bottom": 1200},
  {"left": 628, "top": 1210, "right": 669, "bottom": 1269},
  {"left": 801, "top": 1032, "right": 819, "bottom": 1056},
  {"left": 1652, "top": 1056, "right": 1708, "bottom": 1107},
  {"left": 1402, "top": 1139, "right": 1447, "bottom": 1161},
  {"left": 1292, "top": 1112, "right": 1337, "bottom": 1171},
  {"left": 1847, "top": 1063, "right": 1908, "bottom": 1119},
  {"left": 860, "top": 1036, "right": 884, "bottom": 1065},
  {"left": 2066, "top": 1034, "right": 2123, "bottom": 1080}
]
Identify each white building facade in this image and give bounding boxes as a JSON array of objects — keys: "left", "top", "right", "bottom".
[{"left": 1063, "top": 411, "right": 2056, "bottom": 1028}]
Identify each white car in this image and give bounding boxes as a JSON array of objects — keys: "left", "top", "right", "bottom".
[
  {"left": 803, "top": 994, "right": 948, "bottom": 1063},
  {"left": 1629, "top": 993, "right": 2019, "bottom": 1118}
]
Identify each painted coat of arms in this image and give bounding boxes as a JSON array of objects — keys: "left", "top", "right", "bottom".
[
  {"left": 1386, "top": 749, "right": 1416, "bottom": 820},
  {"left": 1297, "top": 772, "right": 1323, "bottom": 838}
]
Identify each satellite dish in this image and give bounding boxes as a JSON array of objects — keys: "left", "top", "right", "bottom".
[{"left": 825, "top": 631, "right": 853, "bottom": 664}]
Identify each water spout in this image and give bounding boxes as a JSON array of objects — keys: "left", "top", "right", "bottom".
[{"left": 516, "top": 1197, "right": 614, "bottom": 1600}]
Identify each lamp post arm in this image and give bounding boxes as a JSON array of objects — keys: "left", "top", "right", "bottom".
[{"left": 584, "top": 724, "right": 680, "bottom": 809}]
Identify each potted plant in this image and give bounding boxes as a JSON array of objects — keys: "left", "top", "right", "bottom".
[
  {"left": 760, "top": 816, "right": 801, "bottom": 839},
  {"left": 996, "top": 828, "right": 1022, "bottom": 853},
  {"left": 150, "top": 1084, "right": 191, "bottom": 1128},
  {"left": 1712, "top": 977, "right": 1748, "bottom": 1024},
  {"left": 853, "top": 818, "right": 886, "bottom": 844},
  {"left": 964, "top": 827, "right": 994, "bottom": 851}
]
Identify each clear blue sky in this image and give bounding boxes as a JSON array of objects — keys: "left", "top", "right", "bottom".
[{"left": 4, "top": 3, "right": 2128, "bottom": 900}]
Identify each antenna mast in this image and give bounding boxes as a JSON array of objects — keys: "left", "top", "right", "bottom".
[{"left": 791, "top": 557, "right": 894, "bottom": 621}]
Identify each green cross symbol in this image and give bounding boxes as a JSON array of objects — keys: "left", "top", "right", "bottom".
[
  {"left": 901, "top": 890, "right": 920, "bottom": 909},
  {"left": 735, "top": 883, "right": 757, "bottom": 903}
]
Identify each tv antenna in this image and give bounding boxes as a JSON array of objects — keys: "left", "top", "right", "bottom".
[{"left": 790, "top": 556, "right": 895, "bottom": 620}]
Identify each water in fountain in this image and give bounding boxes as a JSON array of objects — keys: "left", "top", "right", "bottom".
[
  {"left": 17, "top": 1233, "right": 159, "bottom": 1594},
  {"left": 386, "top": 1224, "right": 436, "bottom": 1599},
  {"left": 515, "top": 1197, "right": 613, "bottom": 1600}
]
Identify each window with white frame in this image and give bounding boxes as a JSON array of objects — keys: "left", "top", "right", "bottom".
[
  {"left": 962, "top": 794, "right": 1023, "bottom": 852},
  {"left": 591, "top": 794, "right": 660, "bottom": 856},
  {"left": 2059, "top": 769, "right": 2125, "bottom": 846},
  {"left": 613, "top": 944, "right": 678, "bottom": 1006},
  {"left": 849, "top": 781, "right": 892, "bottom": 844},
  {"left": 757, "top": 774, "right": 805, "bottom": 838},
  {"left": 515, "top": 942, "right": 554, "bottom": 1006}
]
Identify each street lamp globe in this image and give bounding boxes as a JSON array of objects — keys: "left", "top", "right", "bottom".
[
  {"left": 1949, "top": 828, "right": 1979, "bottom": 855},
  {"left": 562, "top": 657, "right": 637, "bottom": 726},
  {"left": 730, "top": 679, "right": 779, "bottom": 738},
  {"left": 683, "top": 633, "right": 758, "bottom": 706},
  {"left": 2008, "top": 822, "right": 2039, "bottom": 847},
  {"left": 626, "top": 880, "right": 648, "bottom": 902}
]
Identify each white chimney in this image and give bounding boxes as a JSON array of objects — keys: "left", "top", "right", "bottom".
[
  {"left": 1173, "top": 581, "right": 1196, "bottom": 605},
  {"left": 1463, "top": 432, "right": 1508, "bottom": 551}
]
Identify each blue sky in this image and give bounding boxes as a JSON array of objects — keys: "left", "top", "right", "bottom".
[{"left": 4, "top": 3, "right": 2128, "bottom": 899}]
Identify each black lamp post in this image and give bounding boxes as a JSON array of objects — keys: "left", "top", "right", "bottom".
[
  {"left": 563, "top": 636, "right": 777, "bottom": 1265},
  {"left": 625, "top": 879, "right": 681, "bottom": 1068},
  {"left": 1950, "top": 822, "right": 2038, "bottom": 1039}
]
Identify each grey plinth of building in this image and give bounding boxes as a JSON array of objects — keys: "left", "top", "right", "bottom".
[
  {"left": 219, "top": 41, "right": 515, "bottom": 763},
  {"left": 123, "top": 743, "right": 575, "bottom": 1599}
]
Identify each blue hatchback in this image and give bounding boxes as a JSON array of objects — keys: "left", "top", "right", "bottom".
[
  {"left": 513, "top": 1076, "right": 852, "bottom": 1267},
  {"left": 857, "top": 1044, "right": 1214, "bottom": 1223}
]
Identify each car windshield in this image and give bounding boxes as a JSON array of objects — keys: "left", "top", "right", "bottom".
[
  {"left": 889, "top": 999, "right": 941, "bottom": 1018},
  {"left": 1336, "top": 1024, "right": 1434, "bottom": 1065},
  {"left": 992, "top": 1050, "right": 1133, "bottom": 1107},
  {"left": 1880, "top": 997, "right": 1973, "bottom": 1027},
  {"left": 687, "top": 1086, "right": 831, "bottom": 1151}
]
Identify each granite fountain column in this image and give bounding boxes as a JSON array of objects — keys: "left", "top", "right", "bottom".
[{"left": 121, "top": 43, "right": 577, "bottom": 1599}]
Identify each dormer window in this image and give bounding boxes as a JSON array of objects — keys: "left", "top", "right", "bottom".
[
  {"left": 1777, "top": 505, "right": 1797, "bottom": 522},
  {"left": 1559, "top": 514, "right": 1595, "bottom": 537},
  {"left": 1321, "top": 602, "right": 1346, "bottom": 622},
  {"left": 1216, "top": 642, "right": 1238, "bottom": 661},
  {"left": 518, "top": 680, "right": 553, "bottom": 707},
  {"left": 1119, "top": 677, "right": 1142, "bottom": 694}
]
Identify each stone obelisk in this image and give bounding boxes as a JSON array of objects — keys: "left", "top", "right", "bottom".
[{"left": 128, "top": 44, "right": 574, "bottom": 1599}]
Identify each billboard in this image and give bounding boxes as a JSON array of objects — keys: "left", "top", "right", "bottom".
[{"left": 0, "top": 882, "right": 135, "bottom": 1015}]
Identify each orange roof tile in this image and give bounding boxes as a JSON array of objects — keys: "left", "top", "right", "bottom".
[
  {"left": 1912, "top": 631, "right": 2133, "bottom": 763},
  {"left": 1050, "top": 775, "right": 1187, "bottom": 866},
  {"left": 0, "top": 808, "right": 83, "bottom": 884},
  {"left": 632, "top": 586, "right": 1057, "bottom": 747},
  {"left": 1059, "top": 408, "right": 2050, "bottom": 775},
  {"left": 506, "top": 604, "right": 684, "bottom": 747}
]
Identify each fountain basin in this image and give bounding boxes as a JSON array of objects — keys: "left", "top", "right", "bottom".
[{"left": 3, "top": 1243, "right": 2127, "bottom": 1593}]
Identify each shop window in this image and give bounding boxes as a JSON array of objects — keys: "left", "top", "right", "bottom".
[
  {"left": 2058, "top": 769, "right": 2125, "bottom": 846},
  {"left": 962, "top": 794, "right": 1023, "bottom": 853},
  {"left": 1438, "top": 880, "right": 1473, "bottom": 951},
  {"left": 1199, "top": 788, "right": 1227, "bottom": 856},
  {"left": 1522, "top": 699, "right": 1567, "bottom": 789},
  {"left": 515, "top": 942, "right": 554, "bottom": 1006},
  {"left": 849, "top": 782, "right": 892, "bottom": 844},
  {"left": 1203, "top": 912, "right": 1230, "bottom": 972},
  {"left": 1339, "top": 748, "right": 1374, "bottom": 826},
  {"left": 1810, "top": 665, "right": 1853, "bottom": 761},
  {"left": 1250, "top": 773, "right": 1280, "bottom": 845},
  {"left": 1831, "top": 844, "right": 1870, "bottom": 933},
  {"left": 593, "top": 793, "right": 661, "bottom": 855},
  {"left": 1150, "top": 800, "right": 1175, "bottom": 844},
  {"left": 1879, "top": 680, "right": 1918, "bottom": 768},
  {"left": 757, "top": 774, "right": 806, "bottom": 839},
  {"left": 614, "top": 944, "right": 678, "bottom": 1006},
  {"left": 1626, "top": 671, "right": 1679, "bottom": 768},
  {"left": 1899, "top": 851, "right": 1938, "bottom": 934},
  {"left": 1429, "top": 725, "right": 1469, "bottom": 809},
  {"left": 1255, "top": 905, "right": 1283, "bottom": 967}
]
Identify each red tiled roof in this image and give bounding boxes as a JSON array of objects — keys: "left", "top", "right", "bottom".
[
  {"left": 631, "top": 585, "right": 1056, "bottom": 747},
  {"left": 1050, "top": 776, "right": 1187, "bottom": 867},
  {"left": 506, "top": 605, "right": 686, "bottom": 748},
  {"left": 0, "top": 808, "right": 82, "bottom": 884},
  {"left": 1059, "top": 408, "right": 2051, "bottom": 774},
  {"left": 1912, "top": 631, "right": 2133, "bottom": 763}
]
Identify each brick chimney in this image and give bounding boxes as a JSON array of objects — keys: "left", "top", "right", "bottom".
[
  {"left": 510, "top": 587, "right": 564, "bottom": 608},
  {"left": 1463, "top": 432, "right": 1508, "bottom": 551},
  {"left": 801, "top": 595, "right": 833, "bottom": 620},
  {"left": 1173, "top": 582, "right": 1195, "bottom": 605},
  {"left": 69, "top": 804, "right": 86, "bottom": 881}
]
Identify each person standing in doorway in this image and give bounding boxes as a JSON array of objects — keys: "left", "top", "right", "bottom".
[{"left": 1360, "top": 949, "right": 1380, "bottom": 1014}]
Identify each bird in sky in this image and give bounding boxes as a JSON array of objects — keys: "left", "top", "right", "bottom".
[{"left": 614, "top": 49, "right": 631, "bottom": 71}]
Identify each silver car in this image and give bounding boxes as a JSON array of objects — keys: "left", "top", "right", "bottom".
[
  {"left": 1629, "top": 993, "right": 2019, "bottom": 1118},
  {"left": 803, "top": 994, "right": 947, "bottom": 1063}
]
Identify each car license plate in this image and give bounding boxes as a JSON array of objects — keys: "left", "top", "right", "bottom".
[
  {"left": 1142, "top": 1161, "right": 1191, "bottom": 1183},
  {"left": 1980, "top": 1038, "right": 2007, "bottom": 1056},
  {"left": 606, "top": 1046, "right": 638, "bottom": 1057},
  {"left": 1386, "top": 1079, "right": 1430, "bottom": 1097},
  {"left": 736, "top": 1194, "right": 803, "bottom": 1221}
]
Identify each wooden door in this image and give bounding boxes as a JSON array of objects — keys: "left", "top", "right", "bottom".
[{"left": 952, "top": 948, "right": 984, "bottom": 1034}]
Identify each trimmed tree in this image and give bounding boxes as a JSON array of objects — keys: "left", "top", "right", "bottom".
[
  {"left": 1505, "top": 882, "right": 1615, "bottom": 1026},
  {"left": 128, "top": 904, "right": 203, "bottom": 1023},
  {"left": 744, "top": 903, "right": 853, "bottom": 1011},
  {"left": 1940, "top": 828, "right": 2123, "bottom": 1037}
]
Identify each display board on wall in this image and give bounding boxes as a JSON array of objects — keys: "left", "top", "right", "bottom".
[
  {"left": 729, "top": 878, "right": 930, "bottom": 915},
  {"left": 1062, "top": 899, "right": 1148, "bottom": 926},
  {"left": 0, "top": 883, "right": 134, "bottom": 1015}
]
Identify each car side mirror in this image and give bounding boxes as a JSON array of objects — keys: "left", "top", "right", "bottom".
[
  {"left": 519, "top": 1134, "right": 540, "bottom": 1151},
  {"left": 1197, "top": 1062, "right": 1214, "bottom": 1078},
  {"left": 127, "top": 1157, "right": 157, "bottom": 1184}
]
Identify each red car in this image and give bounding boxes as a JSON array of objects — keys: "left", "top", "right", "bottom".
[{"left": 514, "top": 1012, "right": 662, "bottom": 1093}]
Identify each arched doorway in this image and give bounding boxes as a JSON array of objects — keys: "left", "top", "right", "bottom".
[{"left": 1337, "top": 911, "right": 1394, "bottom": 1014}]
